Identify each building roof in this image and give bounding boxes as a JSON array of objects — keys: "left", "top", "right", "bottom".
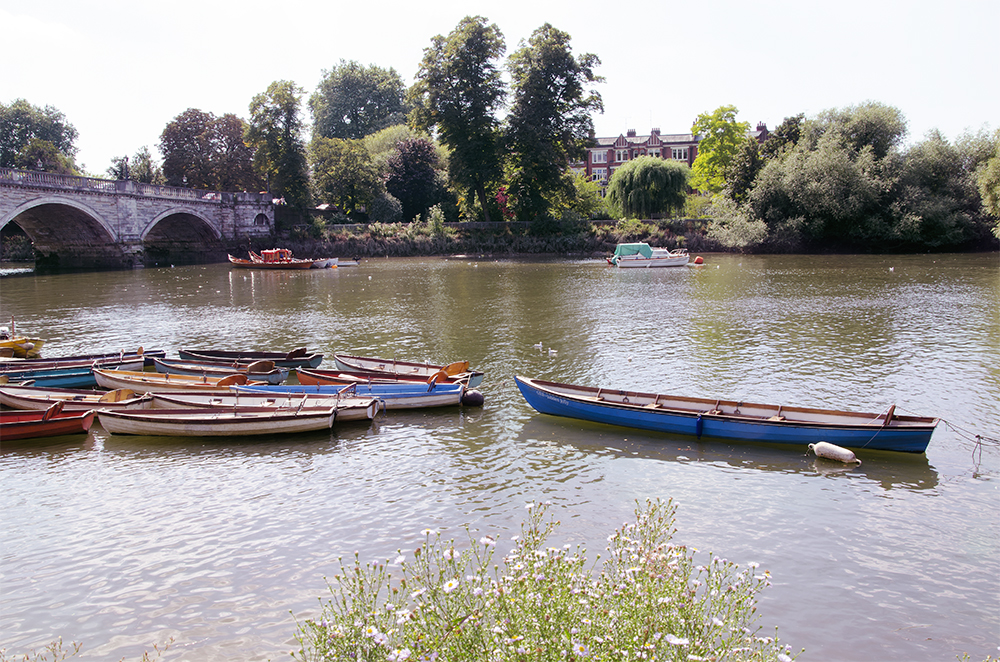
[{"left": 591, "top": 131, "right": 698, "bottom": 148}]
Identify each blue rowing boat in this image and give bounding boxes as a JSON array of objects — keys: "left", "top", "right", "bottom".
[{"left": 514, "top": 376, "right": 937, "bottom": 453}]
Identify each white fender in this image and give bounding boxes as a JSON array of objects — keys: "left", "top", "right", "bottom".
[{"left": 808, "top": 441, "right": 861, "bottom": 464}]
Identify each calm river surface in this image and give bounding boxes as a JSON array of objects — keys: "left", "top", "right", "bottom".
[{"left": 1, "top": 253, "right": 998, "bottom": 661}]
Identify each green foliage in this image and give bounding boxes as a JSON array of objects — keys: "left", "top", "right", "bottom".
[
  {"left": 0, "top": 99, "right": 78, "bottom": 170},
  {"left": 760, "top": 114, "right": 804, "bottom": 161},
  {"left": 159, "top": 110, "right": 259, "bottom": 191},
  {"left": 606, "top": 156, "right": 690, "bottom": 219},
  {"left": 246, "top": 81, "right": 311, "bottom": 207},
  {"left": 689, "top": 105, "right": 750, "bottom": 195},
  {"left": 106, "top": 146, "right": 165, "bottom": 184},
  {"left": 410, "top": 16, "right": 506, "bottom": 222},
  {"left": 504, "top": 23, "right": 603, "bottom": 223},
  {"left": 293, "top": 499, "right": 793, "bottom": 662},
  {"left": 724, "top": 138, "right": 762, "bottom": 202},
  {"left": 806, "top": 101, "right": 906, "bottom": 159},
  {"left": 569, "top": 172, "right": 611, "bottom": 219},
  {"left": 369, "top": 192, "right": 404, "bottom": 223},
  {"left": 974, "top": 130, "right": 1000, "bottom": 238},
  {"left": 385, "top": 138, "right": 446, "bottom": 221},
  {"left": 14, "top": 138, "right": 76, "bottom": 174},
  {"left": 311, "top": 137, "right": 383, "bottom": 215},
  {"left": 310, "top": 60, "right": 407, "bottom": 141}
]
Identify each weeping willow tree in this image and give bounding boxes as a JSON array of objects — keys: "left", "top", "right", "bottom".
[{"left": 606, "top": 156, "right": 690, "bottom": 219}]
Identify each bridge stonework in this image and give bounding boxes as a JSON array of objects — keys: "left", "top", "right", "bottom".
[{"left": 0, "top": 168, "right": 274, "bottom": 270}]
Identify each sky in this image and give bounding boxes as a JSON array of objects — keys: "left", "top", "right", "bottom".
[{"left": 2, "top": 0, "right": 996, "bottom": 175}]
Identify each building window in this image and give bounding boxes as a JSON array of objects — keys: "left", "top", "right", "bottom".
[
  {"left": 616, "top": 150, "right": 628, "bottom": 162},
  {"left": 672, "top": 147, "right": 689, "bottom": 161},
  {"left": 650, "top": 149, "right": 660, "bottom": 158},
  {"left": 592, "top": 168, "right": 607, "bottom": 181},
  {"left": 591, "top": 151, "right": 607, "bottom": 164}
]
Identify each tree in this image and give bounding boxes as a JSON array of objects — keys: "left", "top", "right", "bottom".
[
  {"left": 976, "top": 130, "right": 1000, "bottom": 238},
  {"left": 410, "top": 16, "right": 506, "bottom": 222},
  {"left": 246, "top": 80, "right": 311, "bottom": 207},
  {"left": 310, "top": 137, "right": 382, "bottom": 215},
  {"left": 108, "top": 146, "right": 165, "bottom": 184},
  {"left": 385, "top": 137, "right": 445, "bottom": 221},
  {"left": 159, "top": 108, "right": 217, "bottom": 188},
  {"left": 0, "top": 99, "right": 78, "bottom": 170},
  {"left": 689, "top": 105, "right": 750, "bottom": 195},
  {"left": 606, "top": 156, "right": 690, "bottom": 219},
  {"left": 310, "top": 60, "right": 407, "bottom": 141},
  {"left": 724, "top": 138, "right": 761, "bottom": 203},
  {"left": 213, "top": 113, "right": 261, "bottom": 192},
  {"left": 504, "top": 23, "right": 603, "bottom": 222},
  {"left": 808, "top": 101, "right": 906, "bottom": 160},
  {"left": 760, "top": 113, "right": 804, "bottom": 161},
  {"left": 14, "top": 138, "right": 76, "bottom": 174}
]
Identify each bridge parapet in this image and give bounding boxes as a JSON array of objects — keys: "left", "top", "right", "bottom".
[{"left": 0, "top": 168, "right": 272, "bottom": 205}]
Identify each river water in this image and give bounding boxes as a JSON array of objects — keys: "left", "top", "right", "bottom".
[{"left": 1, "top": 253, "right": 998, "bottom": 661}]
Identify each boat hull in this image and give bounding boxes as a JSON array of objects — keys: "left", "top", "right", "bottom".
[
  {"left": 153, "top": 358, "right": 288, "bottom": 384},
  {"left": 96, "top": 408, "right": 336, "bottom": 437},
  {"left": 0, "top": 385, "right": 152, "bottom": 411},
  {"left": 177, "top": 349, "right": 323, "bottom": 369},
  {"left": 235, "top": 382, "right": 467, "bottom": 410},
  {"left": 0, "top": 409, "right": 96, "bottom": 440},
  {"left": 332, "top": 354, "right": 485, "bottom": 388},
  {"left": 514, "top": 376, "right": 937, "bottom": 453},
  {"left": 614, "top": 254, "right": 689, "bottom": 268},
  {"left": 149, "top": 392, "right": 380, "bottom": 422},
  {"left": 94, "top": 369, "right": 257, "bottom": 392}
]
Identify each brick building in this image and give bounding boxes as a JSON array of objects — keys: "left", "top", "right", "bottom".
[{"left": 573, "top": 123, "right": 769, "bottom": 189}]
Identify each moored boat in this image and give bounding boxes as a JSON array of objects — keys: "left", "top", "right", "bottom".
[
  {"left": 607, "top": 243, "right": 689, "bottom": 268},
  {"left": 228, "top": 249, "right": 315, "bottom": 269},
  {"left": 297, "top": 367, "right": 469, "bottom": 387},
  {"left": 0, "top": 403, "right": 96, "bottom": 440},
  {"left": 96, "top": 407, "right": 337, "bottom": 437},
  {"left": 152, "top": 357, "right": 288, "bottom": 385},
  {"left": 514, "top": 376, "right": 938, "bottom": 453},
  {"left": 0, "top": 357, "right": 146, "bottom": 388},
  {"left": 93, "top": 369, "right": 259, "bottom": 392},
  {"left": 148, "top": 392, "right": 381, "bottom": 422},
  {"left": 177, "top": 347, "right": 323, "bottom": 369},
  {"left": 0, "top": 385, "right": 152, "bottom": 411},
  {"left": 235, "top": 381, "right": 475, "bottom": 410},
  {"left": 310, "top": 258, "right": 339, "bottom": 268},
  {"left": 332, "top": 354, "right": 484, "bottom": 388}
]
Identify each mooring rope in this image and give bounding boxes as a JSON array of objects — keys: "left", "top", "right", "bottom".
[{"left": 941, "top": 418, "right": 1000, "bottom": 467}]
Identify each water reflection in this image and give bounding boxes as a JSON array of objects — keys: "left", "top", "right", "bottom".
[{"left": 515, "top": 415, "right": 939, "bottom": 492}]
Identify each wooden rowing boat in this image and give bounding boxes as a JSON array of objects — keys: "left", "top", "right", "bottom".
[
  {"left": 0, "top": 358, "right": 146, "bottom": 388},
  {"left": 514, "top": 376, "right": 938, "bottom": 453},
  {"left": 0, "top": 403, "right": 96, "bottom": 440},
  {"left": 93, "top": 369, "right": 259, "bottom": 392},
  {"left": 235, "top": 381, "right": 473, "bottom": 410},
  {"left": 297, "top": 367, "right": 469, "bottom": 386},
  {"left": 177, "top": 347, "right": 323, "bottom": 369},
  {"left": 332, "top": 354, "right": 484, "bottom": 388},
  {"left": 148, "top": 392, "right": 381, "bottom": 422},
  {"left": 0, "top": 385, "right": 152, "bottom": 411},
  {"left": 152, "top": 357, "right": 288, "bottom": 384},
  {"left": 96, "top": 407, "right": 336, "bottom": 437}
]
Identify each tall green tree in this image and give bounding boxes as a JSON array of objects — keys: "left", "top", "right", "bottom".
[
  {"left": 214, "top": 113, "right": 261, "bottom": 192},
  {"left": 246, "top": 81, "right": 311, "bottom": 207},
  {"left": 310, "top": 137, "right": 382, "bottom": 215},
  {"left": 385, "top": 137, "right": 445, "bottom": 221},
  {"left": 504, "top": 23, "right": 603, "bottom": 222},
  {"left": 310, "top": 60, "right": 406, "bottom": 141},
  {"left": 689, "top": 105, "right": 750, "bottom": 195},
  {"left": 606, "top": 156, "right": 690, "bottom": 219},
  {"left": 410, "top": 16, "right": 506, "bottom": 222},
  {"left": 976, "top": 130, "right": 1000, "bottom": 238},
  {"left": 0, "top": 98, "right": 78, "bottom": 170},
  {"left": 159, "top": 108, "right": 218, "bottom": 188}
]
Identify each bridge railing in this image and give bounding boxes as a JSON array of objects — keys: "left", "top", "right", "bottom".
[{"left": 0, "top": 167, "right": 271, "bottom": 204}]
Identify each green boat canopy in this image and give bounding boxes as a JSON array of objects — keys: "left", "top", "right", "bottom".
[{"left": 612, "top": 243, "right": 653, "bottom": 258}]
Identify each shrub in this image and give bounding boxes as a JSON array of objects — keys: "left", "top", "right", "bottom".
[{"left": 294, "top": 499, "right": 796, "bottom": 662}]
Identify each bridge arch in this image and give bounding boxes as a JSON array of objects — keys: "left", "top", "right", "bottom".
[
  {"left": 1, "top": 195, "right": 117, "bottom": 242},
  {"left": 140, "top": 206, "right": 225, "bottom": 266}
]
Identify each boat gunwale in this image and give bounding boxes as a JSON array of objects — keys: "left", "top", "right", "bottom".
[{"left": 517, "top": 376, "right": 939, "bottom": 430}]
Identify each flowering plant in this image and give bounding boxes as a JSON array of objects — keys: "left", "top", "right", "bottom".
[{"left": 294, "top": 499, "right": 796, "bottom": 662}]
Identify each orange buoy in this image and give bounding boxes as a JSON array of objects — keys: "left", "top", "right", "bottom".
[{"left": 693, "top": 256, "right": 704, "bottom": 265}]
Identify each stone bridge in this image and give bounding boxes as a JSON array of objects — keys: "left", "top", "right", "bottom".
[{"left": 0, "top": 168, "right": 274, "bottom": 270}]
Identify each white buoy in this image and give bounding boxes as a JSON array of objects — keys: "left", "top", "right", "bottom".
[{"left": 808, "top": 441, "right": 861, "bottom": 464}]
